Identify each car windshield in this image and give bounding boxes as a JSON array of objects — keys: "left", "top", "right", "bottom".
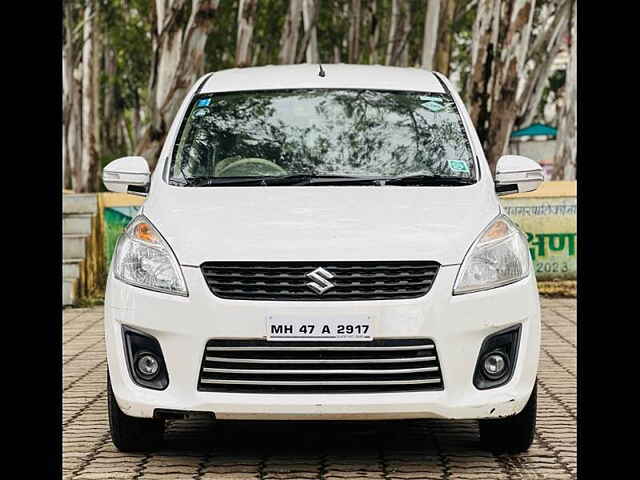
[{"left": 169, "top": 88, "right": 476, "bottom": 185}]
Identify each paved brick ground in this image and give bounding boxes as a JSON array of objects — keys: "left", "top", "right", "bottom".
[{"left": 62, "top": 298, "right": 576, "bottom": 480}]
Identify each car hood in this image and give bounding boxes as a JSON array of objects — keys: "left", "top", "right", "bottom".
[{"left": 143, "top": 183, "right": 500, "bottom": 266}]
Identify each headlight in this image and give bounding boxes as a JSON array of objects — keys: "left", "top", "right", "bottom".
[
  {"left": 453, "top": 215, "right": 530, "bottom": 295},
  {"left": 113, "top": 215, "right": 188, "bottom": 296}
]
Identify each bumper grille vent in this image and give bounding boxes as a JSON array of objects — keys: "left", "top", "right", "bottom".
[
  {"left": 200, "top": 261, "right": 440, "bottom": 301},
  {"left": 198, "top": 339, "right": 444, "bottom": 393}
]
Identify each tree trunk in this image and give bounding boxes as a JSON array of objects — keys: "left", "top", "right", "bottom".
[
  {"left": 466, "top": 0, "right": 535, "bottom": 173},
  {"left": 63, "top": 2, "right": 84, "bottom": 192},
  {"left": 365, "top": 0, "right": 379, "bottom": 64},
  {"left": 399, "top": 5, "right": 411, "bottom": 66},
  {"left": 90, "top": 7, "right": 102, "bottom": 192},
  {"left": 386, "top": 0, "right": 400, "bottom": 66},
  {"left": 466, "top": 0, "right": 498, "bottom": 133},
  {"left": 434, "top": 0, "right": 456, "bottom": 74},
  {"left": 348, "top": 0, "right": 362, "bottom": 63},
  {"left": 517, "top": 0, "right": 570, "bottom": 127},
  {"left": 386, "top": 0, "right": 411, "bottom": 66},
  {"left": 484, "top": 0, "right": 535, "bottom": 172},
  {"left": 102, "top": 38, "right": 116, "bottom": 154},
  {"left": 422, "top": 0, "right": 441, "bottom": 70},
  {"left": 518, "top": 21, "right": 565, "bottom": 128},
  {"left": 80, "top": 0, "right": 96, "bottom": 192},
  {"left": 63, "top": 4, "right": 75, "bottom": 190},
  {"left": 236, "top": 0, "right": 258, "bottom": 67},
  {"left": 136, "top": 0, "right": 219, "bottom": 170},
  {"left": 62, "top": 48, "right": 67, "bottom": 190},
  {"left": 279, "top": 0, "right": 302, "bottom": 64},
  {"left": 553, "top": 0, "right": 576, "bottom": 180},
  {"left": 296, "top": 0, "right": 319, "bottom": 63},
  {"left": 69, "top": 70, "right": 83, "bottom": 191}
]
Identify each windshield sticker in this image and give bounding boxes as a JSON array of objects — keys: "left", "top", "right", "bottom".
[
  {"left": 448, "top": 160, "right": 470, "bottom": 173},
  {"left": 420, "top": 95, "right": 443, "bottom": 102},
  {"left": 193, "top": 108, "right": 208, "bottom": 117},
  {"left": 424, "top": 100, "right": 445, "bottom": 112},
  {"left": 197, "top": 98, "right": 211, "bottom": 107}
]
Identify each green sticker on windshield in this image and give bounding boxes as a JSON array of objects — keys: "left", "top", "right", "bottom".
[
  {"left": 424, "top": 101, "right": 445, "bottom": 112},
  {"left": 448, "top": 160, "right": 470, "bottom": 173}
]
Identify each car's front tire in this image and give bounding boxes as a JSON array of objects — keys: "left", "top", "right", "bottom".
[
  {"left": 479, "top": 381, "right": 537, "bottom": 454},
  {"left": 107, "top": 371, "right": 165, "bottom": 452}
]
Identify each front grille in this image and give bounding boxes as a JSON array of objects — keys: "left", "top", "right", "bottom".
[
  {"left": 197, "top": 339, "right": 444, "bottom": 393},
  {"left": 200, "top": 261, "right": 440, "bottom": 301}
]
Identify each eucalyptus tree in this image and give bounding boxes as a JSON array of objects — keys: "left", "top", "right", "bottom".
[
  {"left": 62, "top": 0, "right": 576, "bottom": 189},
  {"left": 136, "top": 0, "right": 220, "bottom": 170},
  {"left": 279, "top": 0, "right": 303, "bottom": 64},
  {"left": 422, "top": 0, "right": 441, "bottom": 69},
  {"left": 63, "top": 1, "right": 82, "bottom": 191},
  {"left": 385, "top": 0, "right": 411, "bottom": 66},
  {"left": 465, "top": 0, "right": 571, "bottom": 173},
  {"left": 63, "top": 0, "right": 101, "bottom": 192},
  {"left": 553, "top": 0, "right": 576, "bottom": 180},
  {"left": 236, "top": 0, "right": 259, "bottom": 67}
]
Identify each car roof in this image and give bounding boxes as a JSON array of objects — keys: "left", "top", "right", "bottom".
[{"left": 199, "top": 64, "right": 446, "bottom": 94}]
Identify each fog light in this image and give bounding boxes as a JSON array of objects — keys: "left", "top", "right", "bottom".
[
  {"left": 135, "top": 352, "right": 159, "bottom": 379},
  {"left": 482, "top": 351, "right": 508, "bottom": 379}
]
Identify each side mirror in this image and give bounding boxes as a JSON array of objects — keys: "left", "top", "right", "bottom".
[
  {"left": 102, "top": 156, "right": 150, "bottom": 196},
  {"left": 494, "top": 155, "right": 543, "bottom": 196}
]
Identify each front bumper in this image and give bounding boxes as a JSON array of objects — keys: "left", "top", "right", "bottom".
[{"left": 105, "top": 265, "right": 540, "bottom": 420}]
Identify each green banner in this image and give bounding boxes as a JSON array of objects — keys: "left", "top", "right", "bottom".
[{"left": 501, "top": 196, "right": 577, "bottom": 280}]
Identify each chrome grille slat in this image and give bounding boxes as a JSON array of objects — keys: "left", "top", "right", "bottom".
[
  {"left": 200, "top": 378, "right": 441, "bottom": 386},
  {"left": 204, "top": 355, "right": 437, "bottom": 364},
  {"left": 201, "top": 261, "right": 440, "bottom": 301},
  {"left": 198, "top": 339, "right": 444, "bottom": 393},
  {"left": 202, "top": 366, "right": 439, "bottom": 374},
  {"left": 206, "top": 345, "right": 434, "bottom": 352}
]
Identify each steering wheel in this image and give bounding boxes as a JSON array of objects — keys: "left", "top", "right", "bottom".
[{"left": 215, "top": 157, "right": 287, "bottom": 177}]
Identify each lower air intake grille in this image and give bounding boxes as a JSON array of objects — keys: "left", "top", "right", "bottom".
[{"left": 198, "top": 339, "right": 443, "bottom": 393}]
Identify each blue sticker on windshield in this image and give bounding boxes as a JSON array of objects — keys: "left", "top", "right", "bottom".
[
  {"left": 448, "top": 160, "right": 470, "bottom": 173},
  {"left": 197, "top": 98, "right": 211, "bottom": 107},
  {"left": 424, "top": 101, "right": 445, "bottom": 112}
]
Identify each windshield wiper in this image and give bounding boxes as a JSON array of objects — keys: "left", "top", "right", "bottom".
[
  {"left": 187, "top": 176, "right": 267, "bottom": 186},
  {"left": 383, "top": 174, "right": 475, "bottom": 186},
  {"left": 268, "top": 174, "right": 384, "bottom": 186},
  {"left": 181, "top": 174, "right": 381, "bottom": 187},
  {"left": 177, "top": 173, "right": 475, "bottom": 187}
]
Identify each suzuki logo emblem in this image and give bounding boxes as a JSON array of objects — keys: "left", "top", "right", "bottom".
[{"left": 305, "top": 267, "right": 335, "bottom": 295}]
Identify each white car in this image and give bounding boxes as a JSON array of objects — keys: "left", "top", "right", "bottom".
[{"left": 103, "top": 64, "right": 542, "bottom": 454}]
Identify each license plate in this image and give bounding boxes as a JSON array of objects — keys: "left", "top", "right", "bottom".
[{"left": 266, "top": 314, "right": 374, "bottom": 341}]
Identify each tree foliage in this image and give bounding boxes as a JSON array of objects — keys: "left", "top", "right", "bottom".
[{"left": 62, "top": 0, "right": 574, "bottom": 192}]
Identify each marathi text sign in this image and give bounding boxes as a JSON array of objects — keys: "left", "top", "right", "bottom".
[{"left": 501, "top": 196, "right": 577, "bottom": 280}]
